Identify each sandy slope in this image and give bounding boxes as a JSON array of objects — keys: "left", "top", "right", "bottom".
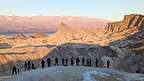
[{"left": 1, "top": 66, "right": 144, "bottom": 81}]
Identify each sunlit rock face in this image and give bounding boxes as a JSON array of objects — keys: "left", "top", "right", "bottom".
[
  {"left": 43, "top": 14, "right": 144, "bottom": 73},
  {"left": 0, "top": 14, "right": 144, "bottom": 75},
  {"left": 107, "top": 14, "right": 144, "bottom": 52},
  {"left": 105, "top": 14, "right": 144, "bottom": 33},
  {"left": 104, "top": 14, "right": 144, "bottom": 43}
]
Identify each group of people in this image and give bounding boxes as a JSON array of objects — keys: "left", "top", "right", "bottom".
[{"left": 12, "top": 57, "right": 111, "bottom": 75}]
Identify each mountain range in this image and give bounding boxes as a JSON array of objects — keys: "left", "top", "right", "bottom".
[{"left": 0, "top": 16, "right": 108, "bottom": 34}]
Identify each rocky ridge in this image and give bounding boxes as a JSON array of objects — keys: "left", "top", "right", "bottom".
[
  {"left": 0, "top": 14, "right": 144, "bottom": 75},
  {"left": 105, "top": 14, "right": 144, "bottom": 40},
  {"left": 1, "top": 66, "right": 144, "bottom": 81}
]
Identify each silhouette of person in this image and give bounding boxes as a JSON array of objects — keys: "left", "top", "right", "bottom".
[
  {"left": 76, "top": 57, "right": 80, "bottom": 65},
  {"left": 12, "top": 65, "right": 17, "bottom": 75},
  {"left": 24, "top": 62, "right": 28, "bottom": 71},
  {"left": 41, "top": 59, "right": 45, "bottom": 68},
  {"left": 28, "top": 61, "right": 31, "bottom": 71},
  {"left": 86, "top": 58, "right": 91, "bottom": 66},
  {"left": 55, "top": 57, "right": 59, "bottom": 66},
  {"left": 65, "top": 58, "right": 68, "bottom": 66},
  {"left": 107, "top": 60, "right": 110, "bottom": 68},
  {"left": 32, "top": 63, "right": 36, "bottom": 69},
  {"left": 89, "top": 58, "right": 91, "bottom": 66},
  {"left": 70, "top": 57, "right": 74, "bottom": 66},
  {"left": 17, "top": 68, "right": 20, "bottom": 74},
  {"left": 82, "top": 57, "right": 85, "bottom": 66},
  {"left": 47, "top": 58, "right": 51, "bottom": 67},
  {"left": 62, "top": 58, "right": 65, "bottom": 66},
  {"left": 86, "top": 58, "right": 88, "bottom": 66},
  {"left": 95, "top": 58, "right": 99, "bottom": 67}
]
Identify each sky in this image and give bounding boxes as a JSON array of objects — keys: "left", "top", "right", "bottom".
[{"left": 0, "top": 0, "right": 144, "bottom": 20}]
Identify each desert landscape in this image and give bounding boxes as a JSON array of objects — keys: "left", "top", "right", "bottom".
[
  {"left": 0, "top": 14, "right": 144, "bottom": 81},
  {"left": 0, "top": 0, "right": 143, "bottom": 81}
]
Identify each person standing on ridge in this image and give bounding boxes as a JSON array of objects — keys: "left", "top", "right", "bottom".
[
  {"left": 55, "top": 57, "right": 59, "bottom": 66},
  {"left": 27, "top": 61, "right": 31, "bottom": 71},
  {"left": 24, "top": 62, "right": 28, "bottom": 71},
  {"left": 62, "top": 57, "right": 65, "bottom": 66},
  {"left": 86, "top": 58, "right": 91, "bottom": 66},
  {"left": 107, "top": 60, "right": 110, "bottom": 68},
  {"left": 70, "top": 57, "right": 74, "bottom": 66},
  {"left": 32, "top": 63, "right": 36, "bottom": 69},
  {"left": 65, "top": 58, "right": 68, "bottom": 66},
  {"left": 82, "top": 57, "right": 85, "bottom": 66},
  {"left": 41, "top": 59, "right": 45, "bottom": 68},
  {"left": 12, "top": 65, "right": 17, "bottom": 75},
  {"left": 76, "top": 57, "right": 80, "bottom": 66},
  {"left": 17, "top": 68, "right": 20, "bottom": 74},
  {"left": 47, "top": 58, "right": 51, "bottom": 67},
  {"left": 89, "top": 58, "right": 92, "bottom": 66},
  {"left": 95, "top": 58, "right": 99, "bottom": 67}
]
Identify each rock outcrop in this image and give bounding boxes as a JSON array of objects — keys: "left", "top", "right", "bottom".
[
  {"left": 104, "top": 14, "right": 144, "bottom": 41},
  {"left": 105, "top": 14, "right": 144, "bottom": 33},
  {"left": 32, "top": 32, "right": 47, "bottom": 38},
  {"left": 14, "top": 33, "right": 26, "bottom": 39},
  {"left": 106, "top": 14, "right": 144, "bottom": 53},
  {"left": 47, "top": 14, "right": 144, "bottom": 46}
]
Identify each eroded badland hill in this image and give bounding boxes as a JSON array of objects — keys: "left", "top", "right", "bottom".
[{"left": 0, "top": 14, "right": 144, "bottom": 75}]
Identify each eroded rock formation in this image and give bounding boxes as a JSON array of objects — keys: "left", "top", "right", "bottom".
[{"left": 0, "top": 14, "right": 144, "bottom": 75}]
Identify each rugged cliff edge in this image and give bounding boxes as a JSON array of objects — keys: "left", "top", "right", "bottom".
[
  {"left": 105, "top": 14, "right": 144, "bottom": 33},
  {"left": 106, "top": 14, "right": 144, "bottom": 53},
  {"left": 104, "top": 14, "right": 144, "bottom": 41}
]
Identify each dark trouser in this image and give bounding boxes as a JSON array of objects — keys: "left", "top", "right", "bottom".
[
  {"left": 42, "top": 65, "right": 45, "bottom": 68},
  {"left": 48, "top": 63, "right": 50, "bottom": 67},
  {"left": 12, "top": 71, "right": 17, "bottom": 75},
  {"left": 55, "top": 63, "right": 59, "bottom": 66},
  {"left": 71, "top": 61, "right": 74, "bottom": 66},
  {"left": 62, "top": 62, "right": 64, "bottom": 66},
  {"left": 96, "top": 62, "right": 98, "bottom": 67},
  {"left": 107, "top": 64, "right": 110, "bottom": 68},
  {"left": 76, "top": 62, "right": 79, "bottom": 65}
]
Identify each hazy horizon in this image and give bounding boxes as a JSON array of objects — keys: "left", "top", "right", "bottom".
[
  {"left": 0, "top": 0, "right": 143, "bottom": 21},
  {"left": 0, "top": 16, "right": 108, "bottom": 34},
  {"left": 0, "top": 0, "right": 143, "bottom": 34}
]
